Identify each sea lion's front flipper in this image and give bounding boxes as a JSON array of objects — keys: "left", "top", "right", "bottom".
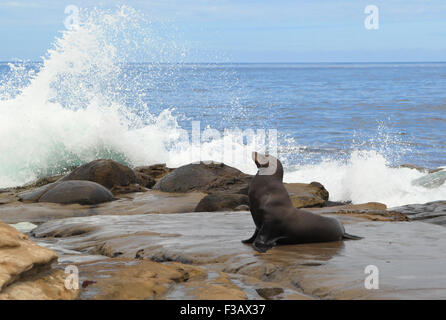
[
  {"left": 242, "top": 228, "right": 258, "bottom": 244},
  {"left": 253, "top": 239, "right": 276, "bottom": 253},
  {"left": 252, "top": 223, "right": 282, "bottom": 253}
]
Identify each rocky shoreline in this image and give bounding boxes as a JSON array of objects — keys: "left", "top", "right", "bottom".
[{"left": 0, "top": 159, "right": 445, "bottom": 299}]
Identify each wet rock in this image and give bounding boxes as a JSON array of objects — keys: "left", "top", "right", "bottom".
[
  {"left": 8, "top": 222, "right": 38, "bottom": 233},
  {"left": 152, "top": 162, "right": 328, "bottom": 209},
  {"left": 31, "top": 211, "right": 446, "bottom": 299},
  {"left": 324, "top": 200, "right": 351, "bottom": 207},
  {"left": 0, "top": 190, "right": 205, "bottom": 224},
  {"left": 182, "top": 272, "right": 247, "bottom": 300},
  {"left": 234, "top": 205, "right": 250, "bottom": 211},
  {"left": 399, "top": 164, "right": 443, "bottom": 174},
  {"left": 255, "top": 287, "right": 284, "bottom": 299},
  {"left": 388, "top": 201, "right": 446, "bottom": 225},
  {"left": 134, "top": 164, "right": 173, "bottom": 182},
  {"left": 205, "top": 174, "right": 252, "bottom": 195},
  {"left": 166, "top": 262, "right": 208, "bottom": 282},
  {"left": 17, "top": 183, "right": 57, "bottom": 202},
  {"left": 143, "top": 252, "right": 192, "bottom": 264},
  {"left": 0, "top": 221, "right": 77, "bottom": 300},
  {"left": 0, "top": 269, "right": 77, "bottom": 300},
  {"left": 412, "top": 170, "right": 446, "bottom": 188},
  {"left": 40, "top": 181, "right": 114, "bottom": 205},
  {"left": 56, "top": 257, "right": 245, "bottom": 300},
  {"left": 195, "top": 193, "right": 249, "bottom": 212},
  {"left": 135, "top": 172, "right": 156, "bottom": 188},
  {"left": 19, "top": 180, "right": 114, "bottom": 205},
  {"left": 347, "top": 202, "right": 387, "bottom": 210},
  {"left": 110, "top": 184, "right": 147, "bottom": 194},
  {"left": 153, "top": 162, "right": 251, "bottom": 194},
  {"left": 72, "top": 258, "right": 189, "bottom": 299},
  {"left": 284, "top": 182, "right": 329, "bottom": 208},
  {"left": 307, "top": 202, "right": 408, "bottom": 222},
  {"left": 0, "top": 191, "right": 18, "bottom": 205},
  {"left": 81, "top": 280, "right": 97, "bottom": 289},
  {"left": 61, "top": 159, "right": 137, "bottom": 191}
]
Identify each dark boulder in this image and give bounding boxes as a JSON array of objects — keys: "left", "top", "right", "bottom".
[
  {"left": 60, "top": 159, "right": 137, "bottom": 190},
  {"left": 135, "top": 172, "right": 156, "bottom": 189},
  {"left": 204, "top": 174, "right": 252, "bottom": 195},
  {"left": 134, "top": 164, "right": 172, "bottom": 182},
  {"left": 195, "top": 193, "right": 249, "bottom": 212},
  {"left": 19, "top": 180, "right": 113, "bottom": 205},
  {"left": 153, "top": 162, "right": 251, "bottom": 194},
  {"left": 18, "top": 183, "right": 57, "bottom": 202},
  {"left": 152, "top": 161, "right": 331, "bottom": 210}
]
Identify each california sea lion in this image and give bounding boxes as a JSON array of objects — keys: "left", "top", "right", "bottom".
[{"left": 243, "top": 152, "right": 362, "bottom": 253}]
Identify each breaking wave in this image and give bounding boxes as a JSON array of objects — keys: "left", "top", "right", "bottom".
[{"left": 0, "top": 5, "right": 444, "bottom": 207}]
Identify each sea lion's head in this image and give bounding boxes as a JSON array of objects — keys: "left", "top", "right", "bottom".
[{"left": 252, "top": 152, "right": 283, "bottom": 179}]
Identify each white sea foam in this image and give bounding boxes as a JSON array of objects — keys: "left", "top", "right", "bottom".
[
  {"left": 284, "top": 150, "right": 446, "bottom": 207},
  {"left": 0, "top": 6, "right": 258, "bottom": 187},
  {"left": 0, "top": 6, "right": 444, "bottom": 208}
]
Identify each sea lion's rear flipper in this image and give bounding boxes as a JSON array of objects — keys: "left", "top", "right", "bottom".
[
  {"left": 242, "top": 229, "right": 258, "bottom": 244},
  {"left": 343, "top": 233, "right": 363, "bottom": 240}
]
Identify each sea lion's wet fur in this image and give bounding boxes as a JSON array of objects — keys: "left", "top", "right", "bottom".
[{"left": 244, "top": 152, "right": 362, "bottom": 253}]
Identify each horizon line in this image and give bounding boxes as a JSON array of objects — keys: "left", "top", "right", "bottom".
[{"left": 1, "top": 60, "right": 446, "bottom": 64}]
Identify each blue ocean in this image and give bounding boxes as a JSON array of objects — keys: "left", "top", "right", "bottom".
[{"left": 0, "top": 7, "right": 445, "bottom": 207}]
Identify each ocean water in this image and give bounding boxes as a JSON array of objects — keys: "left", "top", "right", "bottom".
[{"left": 0, "top": 6, "right": 445, "bottom": 207}]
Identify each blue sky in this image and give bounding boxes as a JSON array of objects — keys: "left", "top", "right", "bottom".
[{"left": 0, "top": 0, "right": 445, "bottom": 62}]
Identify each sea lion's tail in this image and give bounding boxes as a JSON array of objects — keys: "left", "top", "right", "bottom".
[{"left": 343, "top": 233, "right": 363, "bottom": 240}]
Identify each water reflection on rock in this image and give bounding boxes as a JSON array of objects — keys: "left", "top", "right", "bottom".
[{"left": 31, "top": 211, "right": 446, "bottom": 299}]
